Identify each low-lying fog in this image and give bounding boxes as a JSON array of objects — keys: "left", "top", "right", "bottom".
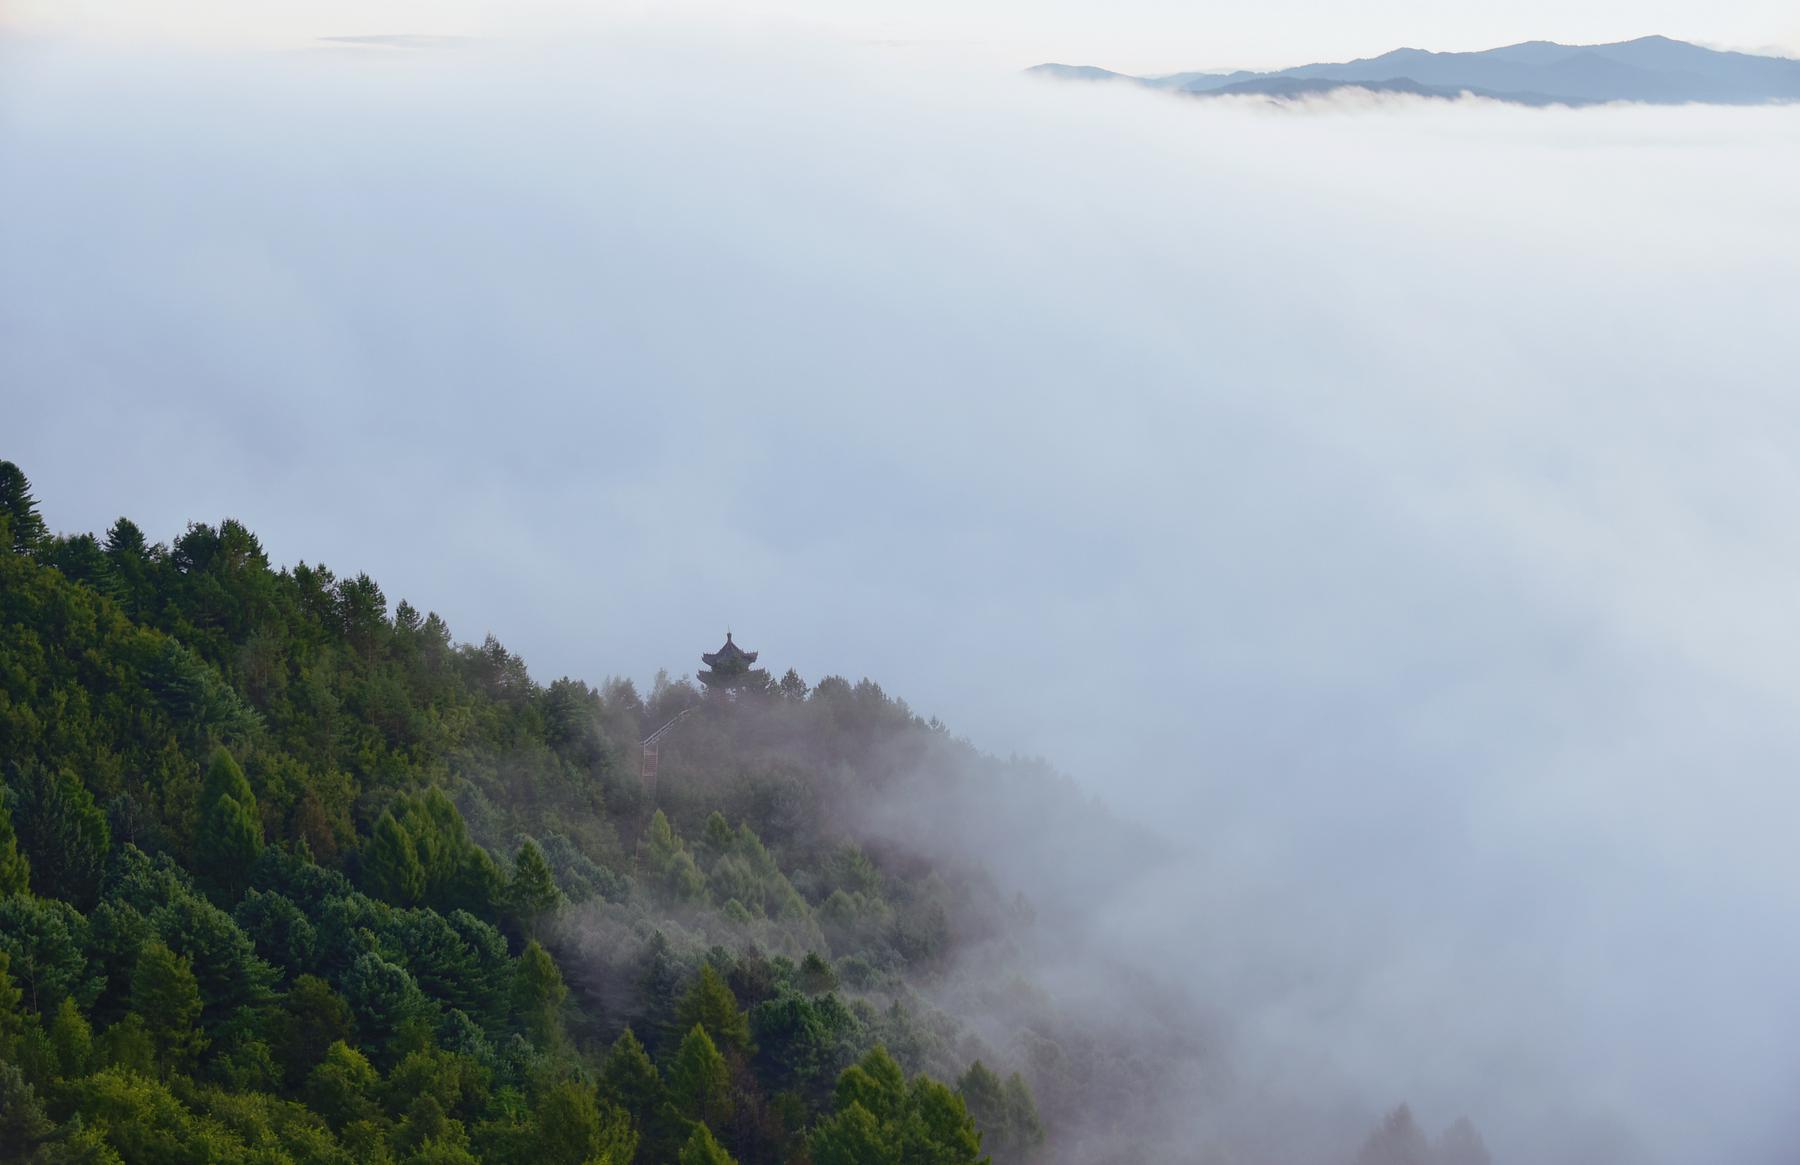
[{"left": 4, "top": 23, "right": 1798, "bottom": 1164}]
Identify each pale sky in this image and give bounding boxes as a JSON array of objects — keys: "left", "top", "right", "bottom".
[{"left": 4, "top": 0, "right": 1798, "bottom": 71}]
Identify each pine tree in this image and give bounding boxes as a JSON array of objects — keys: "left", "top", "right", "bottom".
[
  {"left": 200, "top": 747, "right": 254, "bottom": 811},
  {"left": 675, "top": 964, "right": 750, "bottom": 1056},
  {"left": 340, "top": 952, "right": 428, "bottom": 1058},
  {"left": 49, "top": 996, "right": 92, "bottom": 1077},
  {"left": 366, "top": 811, "right": 425, "bottom": 905},
  {"left": 835, "top": 1046, "right": 906, "bottom": 1123},
  {"left": 0, "top": 461, "right": 48, "bottom": 556},
  {"left": 196, "top": 793, "right": 262, "bottom": 903},
  {"left": 506, "top": 840, "right": 562, "bottom": 937},
  {"left": 513, "top": 940, "right": 567, "bottom": 1047},
  {"left": 305, "top": 1040, "right": 380, "bottom": 1129},
  {"left": 1354, "top": 1104, "right": 1432, "bottom": 1165},
  {"left": 600, "top": 1027, "right": 665, "bottom": 1123},
  {"left": 0, "top": 953, "right": 27, "bottom": 1062},
  {"left": 0, "top": 789, "right": 30, "bottom": 897},
  {"left": 667, "top": 1024, "right": 732, "bottom": 1130},
  {"left": 196, "top": 756, "right": 263, "bottom": 896},
  {"left": 1435, "top": 1117, "right": 1493, "bottom": 1165},
  {"left": 7, "top": 761, "right": 109, "bottom": 908},
  {"left": 810, "top": 1102, "right": 891, "bottom": 1165},
  {"left": 531, "top": 1079, "right": 638, "bottom": 1165},
  {"left": 130, "top": 940, "right": 204, "bottom": 1072},
  {"left": 678, "top": 1124, "right": 737, "bottom": 1165}
]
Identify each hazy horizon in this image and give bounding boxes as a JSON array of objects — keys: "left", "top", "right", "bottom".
[{"left": 3, "top": 0, "right": 1799, "bottom": 74}]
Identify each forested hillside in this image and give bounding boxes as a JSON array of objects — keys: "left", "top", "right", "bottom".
[{"left": 0, "top": 460, "right": 1049, "bottom": 1165}]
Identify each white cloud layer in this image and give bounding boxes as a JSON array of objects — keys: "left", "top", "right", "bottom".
[{"left": 4, "top": 27, "right": 1800, "bottom": 1164}]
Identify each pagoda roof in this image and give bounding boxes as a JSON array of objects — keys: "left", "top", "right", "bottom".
[{"left": 702, "top": 632, "right": 757, "bottom": 667}]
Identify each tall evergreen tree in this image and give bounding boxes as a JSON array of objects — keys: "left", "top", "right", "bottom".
[
  {"left": 0, "top": 461, "right": 48, "bottom": 556},
  {"left": 667, "top": 1024, "right": 732, "bottom": 1131},
  {"left": 6, "top": 762, "right": 109, "bottom": 909},
  {"left": 506, "top": 839, "right": 563, "bottom": 937},
  {"left": 196, "top": 793, "right": 262, "bottom": 903},
  {"left": 675, "top": 964, "right": 750, "bottom": 1056},
  {"left": 365, "top": 811, "right": 425, "bottom": 906},
  {"left": 513, "top": 939, "right": 567, "bottom": 1047},
  {"left": 0, "top": 788, "right": 31, "bottom": 897},
  {"left": 1354, "top": 1104, "right": 1432, "bottom": 1165},
  {"left": 600, "top": 1027, "right": 665, "bottom": 1123},
  {"left": 130, "top": 941, "right": 204, "bottom": 1072},
  {"left": 678, "top": 1124, "right": 737, "bottom": 1165}
]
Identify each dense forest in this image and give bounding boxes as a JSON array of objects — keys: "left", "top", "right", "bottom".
[
  {"left": 0, "top": 459, "right": 1490, "bottom": 1165},
  {"left": 0, "top": 459, "right": 1054, "bottom": 1165}
]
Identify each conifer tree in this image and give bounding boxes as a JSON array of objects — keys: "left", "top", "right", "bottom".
[
  {"left": 1354, "top": 1104, "right": 1432, "bottom": 1165},
  {"left": 810, "top": 1102, "right": 891, "bottom": 1165},
  {"left": 600, "top": 1027, "right": 665, "bottom": 1123},
  {"left": 531, "top": 1079, "right": 637, "bottom": 1165},
  {"left": 0, "top": 461, "right": 48, "bottom": 556},
  {"left": 200, "top": 747, "right": 254, "bottom": 811},
  {"left": 49, "top": 996, "right": 92, "bottom": 1077},
  {"left": 0, "top": 953, "right": 26, "bottom": 1062},
  {"left": 506, "top": 840, "right": 562, "bottom": 936},
  {"left": 130, "top": 941, "right": 203, "bottom": 1072},
  {"left": 513, "top": 940, "right": 567, "bottom": 1047},
  {"left": 667, "top": 1024, "right": 732, "bottom": 1130},
  {"left": 675, "top": 964, "right": 750, "bottom": 1056},
  {"left": 679, "top": 1123, "right": 737, "bottom": 1165},
  {"left": 305, "top": 1040, "right": 381, "bottom": 1130},
  {"left": 366, "top": 811, "right": 425, "bottom": 905},
  {"left": 7, "top": 761, "right": 109, "bottom": 909},
  {"left": 0, "top": 790, "right": 30, "bottom": 897},
  {"left": 196, "top": 793, "right": 262, "bottom": 903}
]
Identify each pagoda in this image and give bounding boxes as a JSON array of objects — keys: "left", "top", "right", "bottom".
[{"left": 699, "top": 631, "right": 768, "bottom": 694}]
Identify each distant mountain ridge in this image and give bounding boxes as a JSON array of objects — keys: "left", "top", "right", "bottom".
[{"left": 1029, "top": 35, "right": 1800, "bottom": 106}]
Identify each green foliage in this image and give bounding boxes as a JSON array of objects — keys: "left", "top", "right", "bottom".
[
  {"left": 7, "top": 761, "right": 111, "bottom": 908},
  {"left": 810, "top": 1100, "right": 891, "bottom": 1165},
  {"left": 306, "top": 1040, "right": 382, "bottom": 1129},
  {"left": 957, "top": 1061, "right": 1043, "bottom": 1163},
  {"left": 750, "top": 990, "right": 862, "bottom": 1101},
  {"left": 600, "top": 1027, "right": 665, "bottom": 1125},
  {"left": 49, "top": 995, "right": 93, "bottom": 1077},
  {"left": 0, "top": 474, "right": 1063, "bottom": 1165},
  {"left": 813, "top": 1047, "right": 988, "bottom": 1165},
  {"left": 130, "top": 940, "right": 204, "bottom": 1071},
  {"left": 0, "top": 460, "right": 49, "bottom": 555},
  {"left": 0, "top": 894, "right": 98, "bottom": 1016},
  {"left": 271, "top": 974, "right": 355, "bottom": 1087},
  {"left": 0, "top": 1061, "right": 57, "bottom": 1162},
  {"left": 342, "top": 952, "right": 431, "bottom": 1062},
  {"left": 667, "top": 1024, "right": 732, "bottom": 1131},
  {"left": 0, "top": 787, "right": 31, "bottom": 896},
  {"left": 367, "top": 812, "right": 426, "bottom": 906},
  {"left": 0, "top": 952, "right": 27, "bottom": 1060},
  {"left": 518, "top": 1079, "right": 637, "bottom": 1165},
  {"left": 505, "top": 840, "right": 562, "bottom": 936},
  {"left": 512, "top": 940, "right": 567, "bottom": 1047},
  {"left": 195, "top": 748, "right": 262, "bottom": 901},
  {"left": 234, "top": 888, "right": 319, "bottom": 975},
  {"left": 678, "top": 1123, "right": 737, "bottom": 1165},
  {"left": 675, "top": 964, "right": 750, "bottom": 1056},
  {"left": 638, "top": 812, "right": 706, "bottom": 904}
]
